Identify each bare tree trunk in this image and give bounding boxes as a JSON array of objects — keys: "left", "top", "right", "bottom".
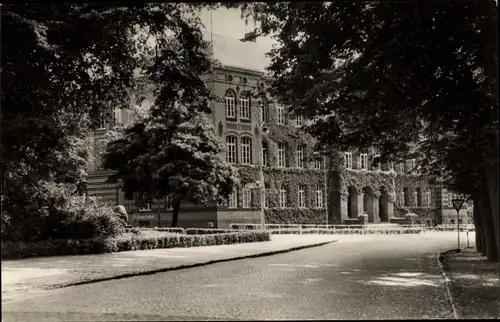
[
  {"left": 171, "top": 202, "right": 181, "bottom": 228},
  {"left": 473, "top": 197, "right": 484, "bottom": 254},
  {"left": 474, "top": 196, "right": 487, "bottom": 255},
  {"left": 484, "top": 162, "right": 500, "bottom": 262},
  {"left": 479, "top": 189, "right": 498, "bottom": 262}
]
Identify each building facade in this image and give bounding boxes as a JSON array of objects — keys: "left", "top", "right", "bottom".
[{"left": 87, "top": 33, "right": 466, "bottom": 228}]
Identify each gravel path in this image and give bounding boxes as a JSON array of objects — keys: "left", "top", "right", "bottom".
[
  {"left": 2, "top": 232, "right": 460, "bottom": 321},
  {"left": 441, "top": 247, "right": 500, "bottom": 319}
]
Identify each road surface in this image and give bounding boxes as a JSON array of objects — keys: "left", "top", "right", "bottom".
[{"left": 2, "top": 232, "right": 460, "bottom": 321}]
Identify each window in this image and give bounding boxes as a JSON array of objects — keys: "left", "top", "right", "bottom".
[
  {"left": 296, "top": 145, "right": 304, "bottom": 168},
  {"left": 389, "top": 162, "right": 394, "bottom": 171},
  {"left": 263, "top": 189, "right": 270, "bottom": 208},
  {"left": 228, "top": 188, "right": 238, "bottom": 208},
  {"left": 413, "top": 191, "right": 418, "bottom": 207},
  {"left": 399, "top": 191, "right": 405, "bottom": 207},
  {"left": 113, "top": 107, "right": 122, "bottom": 126},
  {"left": 165, "top": 196, "right": 173, "bottom": 210},
  {"left": 278, "top": 143, "right": 286, "bottom": 168},
  {"left": 314, "top": 157, "right": 322, "bottom": 170},
  {"left": 240, "top": 137, "right": 252, "bottom": 165},
  {"left": 403, "top": 188, "right": 410, "bottom": 206},
  {"left": 315, "top": 184, "right": 323, "bottom": 208},
  {"left": 226, "top": 135, "right": 237, "bottom": 164},
  {"left": 138, "top": 202, "right": 151, "bottom": 212},
  {"left": 426, "top": 191, "right": 431, "bottom": 207},
  {"left": 450, "top": 219, "right": 455, "bottom": 225},
  {"left": 295, "top": 115, "right": 303, "bottom": 127},
  {"left": 410, "top": 159, "right": 417, "bottom": 172},
  {"left": 406, "top": 159, "right": 417, "bottom": 173},
  {"left": 279, "top": 187, "right": 287, "bottom": 208},
  {"left": 239, "top": 92, "right": 250, "bottom": 119},
  {"left": 359, "top": 153, "right": 368, "bottom": 170},
  {"left": 298, "top": 184, "right": 306, "bottom": 208},
  {"left": 344, "top": 152, "right": 353, "bottom": 169},
  {"left": 242, "top": 188, "right": 251, "bottom": 208},
  {"left": 225, "top": 90, "right": 236, "bottom": 118},
  {"left": 448, "top": 193, "right": 453, "bottom": 207},
  {"left": 97, "top": 117, "right": 106, "bottom": 130},
  {"left": 416, "top": 188, "right": 422, "bottom": 206},
  {"left": 276, "top": 104, "right": 285, "bottom": 125},
  {"left": 260, "top": 99, "right": 269, "bottom": 123},
  {"left": 95, "top": 139, "right": 107, "bottom": 170},
  {"left": 262, "top": 145, "right": 269, "bottom": 166}
]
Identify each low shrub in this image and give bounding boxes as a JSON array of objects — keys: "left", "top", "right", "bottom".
[
  {"left": 1, "top": 231, "right": 271, "bottom": 260},
  {"left": 2, "top": 181, "right": 125, "bottom": 242},
  {"left": 185, "top": 228, "right": 235, "bottom": 235}
]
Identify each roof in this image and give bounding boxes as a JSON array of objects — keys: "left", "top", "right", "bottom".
[{"left": 202, "top": 32, "right": 272, "bottom": 73}]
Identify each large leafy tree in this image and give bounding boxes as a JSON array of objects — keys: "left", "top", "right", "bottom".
[
  {"left": 103, "top": 111, "right": 238, "bottom": 227},
  {"left": 229, "top": 2, "right": 498, "bottom": 260},
  {"left": 1, "top": 3, "right": 219, "bottom": 235}
]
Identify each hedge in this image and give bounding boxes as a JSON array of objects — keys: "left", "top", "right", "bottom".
[
  {"left": 185, "top": 228, "right": 235, "bottom": 235},
  {"left": 1, "top": 231, "right": 271, "bottom": 260},
  {"left": 268, "top": 228, "right": 425, "bottom": 235}
]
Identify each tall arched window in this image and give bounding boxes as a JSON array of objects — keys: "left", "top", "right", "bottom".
[
  {"left": 226, "top": 135, "right": 237, "bottom": 164},
  {"left": 240, "top": 136, "right": 252, "bottom": 165},
  {"left": 239, "top": 91, "right": 250, "bottom": 120},
  {"left": 225, "top": 90, "right": 236, "bottom": 118}
]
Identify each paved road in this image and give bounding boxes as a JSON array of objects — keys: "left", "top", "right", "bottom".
[{"left": 2, "top": 232, "right": 459, "bottom": 321}]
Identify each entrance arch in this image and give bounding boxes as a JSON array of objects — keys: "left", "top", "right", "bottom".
[{"left": 379, "top": 186, "right": 389, "bottom": 223}]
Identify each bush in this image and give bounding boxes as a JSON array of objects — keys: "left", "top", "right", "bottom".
[
  {"left": 185, "top": 228, "right": 234, "bottom": 235},
  {"left": 2, "top": 181, "right": 125, "bottom": 242},
  {"left": 1, "top": 231, "right": 271, "bottom": 260}
]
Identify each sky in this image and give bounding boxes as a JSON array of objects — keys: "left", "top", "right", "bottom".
[{"left": 197, "top": 7, "right": 275, "bottom": 53}]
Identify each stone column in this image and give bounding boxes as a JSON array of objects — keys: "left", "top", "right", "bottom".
[
  {"left": 373, "top": 190, "right": 381, "bottom": 224},
  {"left": 340, "top": 191, "right": 349, "bottom": 221},
  {"left": 387, "top": 190, "right": 396, "bottom": 219},
  {"left": 355, "top": 187, "right": 364, "bottom": 218}
]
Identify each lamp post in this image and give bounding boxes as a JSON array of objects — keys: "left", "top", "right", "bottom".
[
  {"left": 259, "top": 122, "right": 269, "bottom": 230},
  {"left": 452, "top": 196, "right": 466, "bottom": 251}
]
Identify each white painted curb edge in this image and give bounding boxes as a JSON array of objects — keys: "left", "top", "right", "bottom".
[{"left": 437, "top": 251, "right": 458, "bottom": 319}]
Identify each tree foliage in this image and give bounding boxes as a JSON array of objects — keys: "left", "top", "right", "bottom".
[
  {"left": 230, "top": 1, "right": 498, "bottom": 260},
  {"left": 229, "top": 2, "right": 497, "bottom": 192},
  {"left": 103, "top": 113, "right": 238, "bottom": 227},
  {"left": 1, "top": 3, "right": 222, "bottom": 236}
]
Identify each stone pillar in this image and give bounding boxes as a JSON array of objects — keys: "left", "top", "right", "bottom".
[
  {"left": 340, "top": 192, "right": 349, "bottom": 221},
  {"left": 355, "top": 187, "right": 364, "bottom": 218},
  {"left": 373, "top": 191, "right": 381, "bottom": 224},
  {"left": 387, "top": 190, "right": 396, "bottom": 219}
]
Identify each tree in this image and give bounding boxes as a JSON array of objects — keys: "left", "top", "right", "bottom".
[
  {"left": 103, "top": 112, "right": 238, "bottom": 227},
  {"left": 230, "top": 2, "right": 498, "bottom": 260},
  {"left": 1, "top": 3, "right": 220, "bottom": 237}
]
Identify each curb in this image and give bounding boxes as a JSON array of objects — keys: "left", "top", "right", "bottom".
[
  {"left": 48, "top": 240, "right": 337, "bottom": 290},
  {"left": 437, "top": 249, "right": 459, "bottom": 319}
]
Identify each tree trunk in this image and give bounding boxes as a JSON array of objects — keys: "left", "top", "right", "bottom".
[
  {"left": 473, "top": 198, "right": 483, "bottom": 254},
  {"left": 479, "top": 189, "right": 498, "bottom": 262},
  {"left": 484, "top": 161, "right": 500, "bottom": 262},
  {"left": 474, "top": 196, "right": 486, "bottom": 255},
  {"left": 171, "top": 202, "right": 181, "bottom": 227}
]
